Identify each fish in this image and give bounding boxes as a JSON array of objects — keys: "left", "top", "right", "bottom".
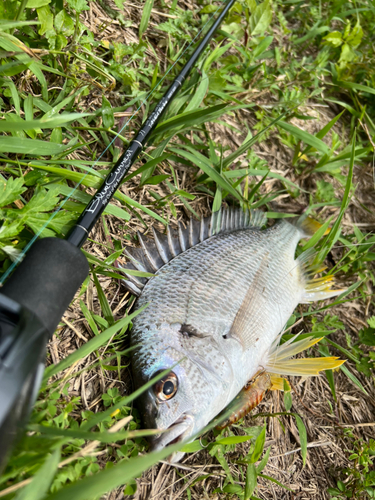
[{"left": 123, "top": 208, "right": 345, "bottom": 462}]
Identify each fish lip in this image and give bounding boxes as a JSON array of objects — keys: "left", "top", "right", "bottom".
[{"left": 150, "top": 414, "right": 194, "bottom": 453}]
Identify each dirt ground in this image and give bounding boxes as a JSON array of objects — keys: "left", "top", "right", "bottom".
[{"left": 49, "top": 1, "right": 375, "bottom": 498}]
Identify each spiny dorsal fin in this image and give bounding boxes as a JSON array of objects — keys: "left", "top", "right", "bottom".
[{"left": 122, "top": 208, "right": 266, "bottom": 295}]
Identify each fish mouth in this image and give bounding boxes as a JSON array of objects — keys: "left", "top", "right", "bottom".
[{"left": 150, "top": 414, "right": 194, "bottom": 461}]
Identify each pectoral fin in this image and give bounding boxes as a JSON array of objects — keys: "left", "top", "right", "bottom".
[{"left": 228, "top": 255, "right": 269, "bottom": 349}]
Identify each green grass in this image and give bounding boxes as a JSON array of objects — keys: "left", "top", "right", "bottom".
[{"left": 1, "top": 0, "right": 375, "bottom": 498}]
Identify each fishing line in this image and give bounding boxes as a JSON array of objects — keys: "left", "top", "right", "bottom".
[{"left": 1, "top": 1, "right": 230, "bottom": 284}]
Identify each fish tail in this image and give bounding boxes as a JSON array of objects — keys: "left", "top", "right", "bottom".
[{"left": 292, "top": 214, "right": 330, "bottom": 239}]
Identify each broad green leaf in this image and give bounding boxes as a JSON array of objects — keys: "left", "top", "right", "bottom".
[
  {"left": 253, "top": 36, "right": 273, "bottom": 59},
  {"left": 283, "top": 379, "right": 292, "bottom": 412},
  {"left": 141, "top": 174, "right": 170, "bottom": 186},
  {"left": 251, "top": 424, "right": 266, "bottom": 463},
  {"left": 256, "top": 446, "right": 271, "bottom": 473},
  {"left": 294, "top": 414, "right": 307, "bottom": 466},
  {"left": 66, "top": 0, "right": 89, "bottom": 13},
  {"left": 180, "top": 440, "right": 205, "bottom": 453},
  {"left": 246, "top": 0, "right": 257, "bottom": 13},
  {"left": 185, "top": 71, "right": 209, "bottom": 112},
  {"left": 0, "top": 137, "right": 67, "bottom": 155},
  {"left": 54, "top": 9, "right": 75, "bottom": 36},
  {"left": 244, "top": 464, "right": 257, "bottom": 499},
  {"left": 346, "top": 21, "right": 363, "bottom": 48},
  {"left": 323, "top": 31, "right": 343, "bottom": 47},
  {"left": 339, "top": 43, "right": 356, "bottom": 66},
  {"left": 0, "top": 177, "right": 26, "bottom": 208},
  {"left": 101, "top": 96, "right": 114, "bottom": 129},
  {"left": 358, "top": 327, "right": 375, "bottom": 346},
  {"left": 27, "top": 0, "right": 50, "bottom": 7},
  {"left": 216, "top": 435, "right": 254, "bottom": 445},
  {"left": 26, "top": 211, "right": 73, "bottom": 237},
  {"left": 250, "top": 0, "right": 272, "bottom": 36},
  {"left": 36, "top": 5, "right": 53, "bottom": 35}
]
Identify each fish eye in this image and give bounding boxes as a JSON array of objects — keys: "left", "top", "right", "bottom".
[{"left": 153, "top": 371, "right": 178, "bottom": 402}]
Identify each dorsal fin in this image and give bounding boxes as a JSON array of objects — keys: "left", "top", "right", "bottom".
[{"left": 122, "top": 208, "right": 266, "bottom": 296}]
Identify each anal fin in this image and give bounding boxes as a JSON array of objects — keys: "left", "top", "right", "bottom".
[{"left": 215, "top": 371, "right": 271, "bottom": 430}]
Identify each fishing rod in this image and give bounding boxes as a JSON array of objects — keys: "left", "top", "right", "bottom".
[{"left": 0, "top": 0, "right": 236, "bottom": 471}]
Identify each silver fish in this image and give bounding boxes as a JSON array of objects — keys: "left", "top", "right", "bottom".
[{"left": 124, "top": 208, "right": 343, "bottom": 462}]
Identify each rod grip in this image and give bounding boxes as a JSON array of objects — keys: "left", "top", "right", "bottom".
[{"left": 1, "top": 238, "right": 89, "bottom": 336}]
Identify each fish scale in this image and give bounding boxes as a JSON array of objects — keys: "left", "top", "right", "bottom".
[{"left": 125, "top": 208, "right": 343, "bottom": 462}]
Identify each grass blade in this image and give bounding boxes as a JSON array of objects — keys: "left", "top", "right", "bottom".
[
  {"left": 43, "top": 307, "right": 146, "bottom": 380},
  {"left": 139, "top": 0, "right": 155, "bottom": 38},
  {"left": 14, "top": 448, "right": 61, "bottom": 500},
  {"left": 0, "top": 137, "right": 67, "bottom": 155},
  {"left": 293, "top": 414, "right": 307, "bottom": 466},
  {"left": 278, "top": 121, "right": 329, "bottom": 155}
]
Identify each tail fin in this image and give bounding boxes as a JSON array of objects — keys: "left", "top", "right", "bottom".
[{"left": 292, "top": 214, "right": 330, "bottom": 239}]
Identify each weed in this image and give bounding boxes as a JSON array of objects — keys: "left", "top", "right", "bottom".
[{"left": 0, "top": 0, "right": 374, "bottom": 497}]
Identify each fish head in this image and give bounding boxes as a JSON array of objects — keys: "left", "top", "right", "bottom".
[{"left": 133, "top": 323, "right": 235, "bottom": 462}]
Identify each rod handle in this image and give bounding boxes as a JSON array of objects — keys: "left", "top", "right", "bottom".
[{"left": 1, "top": 238, "right": 89, "bottom": 336}]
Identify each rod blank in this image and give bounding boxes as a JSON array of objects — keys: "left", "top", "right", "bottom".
[{"left": 67, "top": 0, "right": 236, "bottom": 248}]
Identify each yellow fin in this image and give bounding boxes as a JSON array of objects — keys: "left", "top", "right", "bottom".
[
  {"left": 294, "top": 215, "right": 331, "bottom": 238},
  {"left": 267, "top": 357, "right": 345, "bottom": 377},
  {"left": 265, "top": 335, "right": 346, "bottom": 377},
  {"left": 268, "top": 336, "right": 323, "bottom": 362},
  {"left": 270, "top": 374, "right": 285, "bottom": 391},
  {"left": 300, "top": 260, "right": 347, "bottom": 303}
]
